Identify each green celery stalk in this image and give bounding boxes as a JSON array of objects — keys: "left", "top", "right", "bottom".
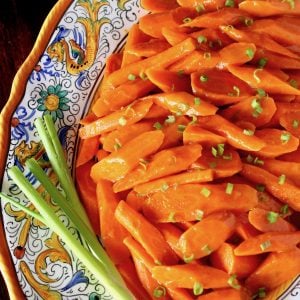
[{"left": 8, "top": 166, "right": 134, "bottom": 300}]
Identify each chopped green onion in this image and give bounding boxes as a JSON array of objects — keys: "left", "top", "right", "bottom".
[
  {"left": 292, "top": 119, "right": 299, "bottom": 129},
  {"left": 278, "top": 174, "right": 286, "bottom": 185},
  {"left": 118, "top": 116, "right": 127, "bottom": 126},
  {"left": 196, "top": 3, "right": 205, "bottom": 12},
  {"left": 139, "top": 72, "right": 148, "bottom": 80},
  {"left": 280, "top": 132, "right": 291, "bottom": 143},
  {"left": 211, "top": 146, "right": 218, "bottom": 157},
  {"left": 217, "top": 143, "right": 225, "bottom": 156},
  {"left": 177, "top": 69, "right": 185, "bottom": 77},
  {"left": 260, "top": 240, "right": 271, "bottom": 251},
  {"left": 183, "top": 254, "right": 194, "bottom": 263},
  {"left": 289, "top": 79, "right": 298, "bottom": 89},
  {"left": 226, "top": 183, "right": 234, "bottom": 195},
  {"left": 256, "top": 184, "right": 265, "bottom": 192},
  {"left": 189, "top": 115, "right": 198, "bottom": 125},
  {"left": 201, "top": 187, "right": 211, "bottom": 198},
  {"left": 209, "top": 161, "right": 217, "bottom": 169},
  {"left": 128, "top": 73, "right": 136, "bottom": 81},
  {"left": 194, "top": 97, "right": 201, "bottom": 106},
  {"left": 243, "top": 129, "right": 254, "bottom": 136},
  {"left": 266, "top": 211, "right": 279, "bottom": 224},
  {"left": 251, "top": 98, "right": 263, "bottom": 118},
  {"left": 257, "top": 88, "right": 266, "bottom": 98},
  {"left": 203, "top": 52, "right": 211, "bottom": 59},
  {"left": 183, "top": 17, "right": 192, "bottom": 23},
  {"left": 197, "top": 35, "right": 207, "bottom": 44},
  {"left": 114, "top": 141, "right": 122, "bottom": 151},
  {"left": 178, "top": 124, "right": 186, "bottom": 132},
  {"left": 244, "top": 17, "right": 254, "bottom": 26},
  {"left": 258, "top": 58, "right": 268, "bottom": 69},
  {"left": 282, "top": 0, "right": 295, "bottom": 9},
  {"left": 201, "top": 244, "right": 212, "bottom": 255},
  {"left": 195, "top": 209, "right": 204, "bottom": 221},
  {"left": 227, "top": 274, "right": 241, "bottom": 290},
  {"left": 258, "top": 287, "right": 267, "bottom": 298},
  {"left": 280, "top": 204, "right": 289, "bottom": 216},
  {"left": 167, "top": 212, "right": 176, "bottom": 222},
  {"left": 223, "top": 153, "right": 233, "bottom": 160},
  {"left": 193, "top": 282, "right": 204, "bottom": 296},
  {"left": 153, "top": 122, "right": 162, "bottom": 130},
  {"left": 253, "top": 69, "right": 262, "bottom": 83},
  {"left": 225, "top": 0, "right": 235, "bottom": 7},
  {"left": 253, "top": 157, "right": 264, "bottom": 166},
  {"left": 200, "top": 74, "right": 208, "bottom": 82},
  {"left": 153, "top": 286, "right": 166, "bottom": 298},
  {"left": 161, "top": 183, "right": 169, "bottom": 192},
  {"left": 155, "top": 260, "right": 162, "bottom": 265},
  {"left": 246, "top": 154, "right": 254, "bottom": 163},
  {"left": 165, "top": 115, "right": 176, "bottom": 124},
  {"left": 246, "top": 48, "right": 255, "bottom": 59}
]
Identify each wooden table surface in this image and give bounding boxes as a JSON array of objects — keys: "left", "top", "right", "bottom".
[{"left": 0, "top": 1, "right": 57, "bottom": 298}]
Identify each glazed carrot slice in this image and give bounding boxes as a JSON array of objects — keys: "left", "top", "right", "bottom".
[
  {"left": 235, "top": 213, "right": 261, "bottom": 240},
  {"left": 129, "top": 39, "right": 171, "bottom": 58},
  {"left": 197, "top": 115, "right": 266, "bottom": 151},
  {"left": 279, "top": 147, "right": 300, "bottom": 163},
  {"left": 255, "top": 128, "right": 299, "bottom": 158},
  {"left": 197, "top": 288, "right": 251, "bottom": 300},
  {"left": 113, "top": 144, "right": 202, "bottom": 192},
  {"left": 220, "top": 25, "right": 299, "bottom": 59},
  {"left": 234, "top": 231, "right": 300, "bottom": 256},
  {"left": 255, "top": 191, "right": 287, "bottom": 214},
  {"left": 152, "top": 263, "right": 230, "bottom": 289},
  {"left": 79, "top": 112, "right": 98, "bottom": 125},
  {"left": 167, "top": 288, "right": 194, "bottom": 300},
  {"left": 248, "top": 208, "right": 296, "bottom": 233},
  {"left": 141, "top": 0, "right": 179, "bottom": 12},
  {"left": 191, "top": 70, "right": 254, "bottom": 106},
  {"left": 79, "top": 99, "right": 153, "bottom": 139},
  {"left": 263, "top": 158, "right": 300, "bottom": 186},
  {"left": 183, "top": 125, "right": 226, "bottom": 146},
  {"left": 76, "top": 136, "right": 99, "bottom": 167},
  {"left": 219, "top": 42, "right": 256, "bottom": 65},
  {"left": 161, "top": 27, "right": 188, "bottom": 46},
  {"left": 279, "top": 111, "right": 300, "bottom": 138},
  {"left": 227, "top": 65, "right": 300, "bottom": 96},
  {"left": 96, "top": 149, "right": 109, "bottom": 161},
  {"left": 92, "top": 79, "right": 155, "bottom": 117},
  {"left": 133, "top": 169, "right": 214, "bottom": 195},
  {"left": 101, "top": 121, "right": 154, "bottom": 152},
  {"left": 267, "top": 102, "right": 300, "bottom": 127},
  {"left": 115, "top": 201, "right": 178, "bottom": 265},
  {"left": 177, "top": 0, "right": 227, "bottom": 11},
  {"left": 241, "top": 163, "right": 300, "bottom": 211},
  {"left": 245, "top": 249, "right": 300, "bottom": 292},
  {"left": 146, "top": 68, "right": 192, "bottom": 93},
  {"left": 221, "top": 96, "right": 277, "bottom": 128},
  {"left": 149, "top": 91, "right": 218, "bottom": 116},
  {"left": 194, "top": 148, "right": 242, "bottom": 179},
  {"left": 96, "top": 180, "right": 130, "bottom": 264},
  {"left": 210, "top": 243, "right": 262, "bottom": 279},
  {"left": 75, "top": 161, "right": 99, "bottom": 235},
  {"left": 168, "top": 51, "right": 220, "bottom": 74},
  {"left": 239, "top": 0, "right": 300, "bottom": 17},
  {"left": 181, "top": 8, "right": 249, "bottom": 29},
  {"left": 177, "top": 212, "right": 236, "bottom": 259},
  {"left": 117, "top": 260, "right": 151, "bottom": 300},
  {"left": 107, "top": 38, "right": 197, "bottom": 87},
  {"left": 91, "top": 130, "right": 164, "bottom": 182},
  {"left": 144, "top": 104, "right": 170, "bottom": 120}
]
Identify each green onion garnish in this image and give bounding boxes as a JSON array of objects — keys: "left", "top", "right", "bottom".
[
  {"left": 201, "top": 187, "right": 211, "bottom": 198},
  {"left": 227, "top": 274, "right": 241, "bottom": 290},
  {"left": 280, "top": 132, "right": 291, "bottom": 143},
  {"left": 178, "top": 124, "right": 186, "bottom": 132},
  {"left": 177, "top": 69, "right": 185, "bottom": 77},
  {"left": 260, "top": 240, "right": 271, "bottom": 251},
  {"left": 243, "top": 129, "right": 254, "bottom": 136},
  {"left": 118, "top": 116, "right": 127, "bottom": 126},
  {"left": 253, "top": 157, "right": 264, "bottom": 166},
  {"left": 161, "top": 183, "right": 169, "bottom": 192},
  {"left": 280, "top": 204, "right": 289, "bottom": 216},
  {"left": 165, "top": 115, "right": 176, "bottom": 124},
  {"left": 183, "top": 254, "right": 194, "bottom": 263},
  {"left": 201, "top": 244, "right": 212, "bottom": 255},
  {"left": 114, "top": 141, "right": 122, "bottom": 151},
  {"left": 225, "top": 0, "right": 235, "bottom": 7},
  {"left": 197, "top": 35, "right": 207, "bottom": 44},
  {"left": 258, "top": 287, "right": 267, "bottom": 298},
  {"left": 266, "top": 211, "right": 279, "bottom": 224},
  {"left": 278, "top": 174, "right": 286, "bottom": 185},
  {"left": 200, "top": 74, "right": 208, "bottom": 82},
  {"left": 203, "top": 52, "right": 211, "bottom": 59},
  {"left": 292, "top": 119, "right": 299, "bottom": 129},
  {"left": 153, "top": 286, "right": 166, "bottom": 298},
  {"left": 244, "top": 17, "right": 253, "bottom": 26},
  {"left": 246, "top": 48, "right": 255, "bottom": 59},
  {"left": 183, "top": 17, "right": 192, "bottom": 23},
  {"left": 211, "top": 146, "right": 218, "bottom": 157},
  {"left": 128, "top": 73, "right": 136, "bottom": 81},
  {"left": 209, "top": 161, "right": 217, "bottom": 169},
  {"left": 153, "top": 122, "right": 162, "bottom": 130},
  {"left": 167, "top": 212, "right": 176, "bottom": 222},
  {"left": 195, "top": 209, "right": 204, "bottom": 221},
  {"left": 194, "top": 97, "right": 201, "bottom": 106},
  {"left": 251, "top": 98, "right": 263, "bottom": 118},
  {"left": 139, "top": 72, "right": 148, "bottom": 80},
  {"left": 223, "top": 153, "right": 233, "bottom": 160},
  {"left": 196, "top": 3, "right": 205, "bottom": 12},
  {"left": 256, "top": 184, "right": 265, "bottom": 192},
  {"left": 193, "top": 282, "right": 204, "bottom": 296},
  {"left": 289, "top": 79, "right": 298, "bottom": 89},
  {"left": 258, "top": 58, "right": 268, "bottom": 69},
  {"left": 226, "top": 183, "right": 234, "bottom": 195},
  {"left": 217, "top": 143, "right": 225, "bottom": 156},
  {"left": 257, "top": 88, "right": 266, "bottom": 98}
]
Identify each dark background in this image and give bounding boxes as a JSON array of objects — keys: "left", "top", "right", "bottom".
[{"left": 0, "top": 0, "right": 57, "bottom": 298}]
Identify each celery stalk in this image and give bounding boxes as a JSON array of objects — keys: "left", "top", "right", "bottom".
[{"left": 8, "top": 166, "right": 134, "bottom": 300}]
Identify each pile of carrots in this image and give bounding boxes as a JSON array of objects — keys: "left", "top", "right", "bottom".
[{"left": 75, "top": 0, "right": 300, "bottom": 298}]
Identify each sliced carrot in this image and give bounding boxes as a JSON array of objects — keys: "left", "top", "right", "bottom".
[
  {"left": 117, "top": 260, "right": 151, "bottom": 300},
  {"left": 248, "top": 208, "right": 296, "bottom": 233},
  {"left": 183, "top": 125, "right": 227, "bottom": 146},
  {"left": 279, "top": 111, "right": 300, "bottom": 138},
  {"left": 221, "top": 96, "right": 277, "bottom": 128},
  {"left": 191, "top": 70, "right": 254, "bottom": 106},
  {"left": 227, "top": 65, "right": 300, "bottom": 96},
  {"left": 219, "top": 42, "right": 256, "bottom": 65},
  {"left": 245, "top": 249, "right": 300, "bottom": 292},
  {"left": 210, "top": 242, "right": 262, "bottom": 279},
  {"left": 197, "top": 288, "right": 251, "bottom": 300},
  {"left": 234, "top": 231, "right": 300, "bottom": 256},
  {"left": 197, "top": 115, "right": 266, "bottom": 151},
  {"left": 96, "top": 149, "right": 109, "bottom": 161},
  {"left": 193, "top": 148, "right": 242, "bottom": 179},
  {"left": 115, "top": 201, "right": 178, "bottom": 265},
  {"left": 239, "top": 0, "right": 300, "bottom": 17},
  {"left": 146, "top": 68, "right": 192, "bottom": 93},
  {"left": 177, "top": 212, "right": 236, "bottom": 259},
  {"left": 177, "top": 0, "right": 227, "bottom": 11},
  {"left": 113, "top": 144, "right": 202, "bottom": 192},
  {"left": 235, "top": 213, "right": 261, "bottom": 240},
  {"left": 126, "top": 190, "right": 146, "bottom": 212},
  {"left": 79, "top": 112, "right": 98, "bottom": 125},
  {"left": 79, "top": 99, "right": 153, "bottom": 139},
  {"left": 255, "top": 191, "right": 286, "bottom": 214},
  {"left": 220, "top": 25, "right": 298, "bottom": 59},
  {"left": 101, "top": 121, "right": 154, "bottom": 152},
  {"left": 267, "top": 102, "right": 300, "bottom": 127},
  {"left": 167, "top": 288, "right": 194, "bottom": 300},
  {"left": 75, "top": 161, "right": 99, "bottom": 235},
  {"left": 134, "top": 169, "right": 214, "bottom": 195},
  {"left": 96, "top": 180, "right": 130, "bottom": 264},
  {"left": 161, "top": 27, "right": 188, "bottom": 46},
  {"left": 279, "top": 147, "right": 300, "bottom": 163},
  {"left": 128, "top": 39, "right": 171, "bottom": 58},
  {"left": 255, "top": 128, "right": 299, "bottom": 158},
  {"left": 168, "top": 51, "right": 220, "bottom": 74},
  {"left": 144, "top": 104, "right": 170, "bottom": 120},
  {"left": 149, "top": 91, "right": 218, "bottom": 117},
  {"left": 107, "top": 38, "right": 197, "bottom": 87},
  {"left": 91, "top": 130, "right": 164, "bottom": 182},
  {"left": 76, "top": 136, "right": 99, "bottom": 167},
  {"left": 141, "top": 0, "right": 179, "bottom": 12},
  {"left": 235, "top": 121, "right": 256, "bottom": 133},
  {"left": 181, "top": 8, "right": 249, "bottom": 29},
  {"left": 152, "top": 264, "right": 230, "bottom": 289},
  {"left": 241, "top": 163, "right": 300, "bottom": 211}
]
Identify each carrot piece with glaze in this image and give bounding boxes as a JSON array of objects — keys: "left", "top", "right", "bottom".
[
  {"left": 177, "top": 0, "right": 227, "bottom": 11},
  {"left": 197, "top": 288, "right": 251, "bottom": 300},
  {"left": 161, "top": 27, "right": 188, "bottom": 46},
  {"left": 279, "top": 111, "right": 300, "bottom": 138},
  {"left": 115, "top": 201, "right": 178, "bottom": 265},
  {"left": 128, "top": 39, "right": 171, "bottom": 58},
  {"left": 76, "top": 136, "right": 99, "bottom": 167},
  {"left": 91, "top": 130, "right": 164, "bottom": 182},
  {"left": 141, "top": 0, "right": 179, "bottom": 12},
  {"left": 97, "top": 180, "right": 130, "bottom": 264}
]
